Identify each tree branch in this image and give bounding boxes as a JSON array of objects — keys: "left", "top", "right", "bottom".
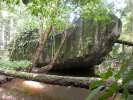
[{"left": 114, "top": 40, "right": 133, "bottom": 46}]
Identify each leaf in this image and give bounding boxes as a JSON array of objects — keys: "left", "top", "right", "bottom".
[
  {"left": 100, "top": 69, "right": 113, "bottom": 79},
  {"left": 86, "top": 86, "right": 105, "bottom": 100},
  {"left": 114, "top": 59, "right": 130, "bottom": 80},
  {"left": 90, "top": 80, "right": 103, "bottom": 89},
  {"left": 122, "top": 85, "right": 129, "bottom": 100},
  {"left": 99, "top": 83, "right": 119, "bottom": 100}
]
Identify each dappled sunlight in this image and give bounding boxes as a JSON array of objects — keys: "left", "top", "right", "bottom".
[
  {"left": 21, "top": 80, "right": 52, "bottom": 94},
  {"left": 0, "top": 88, "right": 4, "bottom": 92},
  {"left": 119, "top": 32, "right": 133, "bottom": 42},
  {"left": 22, "top": 81, "right": 45, "bottom": 89},
  {"left": 2, "top": 79, "right": 52, "bottom": 95},
  {"left": 1, "top": 10, "right": 9, "bottom": 18}
]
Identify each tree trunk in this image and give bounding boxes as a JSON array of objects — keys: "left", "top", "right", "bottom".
[
  {"left": 131, "top": 0, "right": 133, "bottom": 32},
  {"left": 0, "top": 68, "right": 101, "bottom": 89},
  {"left": 32, "top": 24, "right": 52, "bottom": 68},
  {"left": 37, "top": 31, "right": 68, "bottom": 72}
]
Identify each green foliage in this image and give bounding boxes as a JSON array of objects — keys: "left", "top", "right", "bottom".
[
  {"left": 88, "top": 50, "right": 133, "bottom": 100},
  {"left": 99, "top": 83, "right": 119, "bottom": 100},
  {"left": 90, "top": 80, "right": 103, "bottom": 89},
  {"left": 0, "top": 58, "right": 31, "bottom": 70},
  {"left": 5, "top": 0, "right": 20, "bottom": 4},
  {"left": 2, "top": 0, "right": 111, "bottom": 31},
  {"left": 27, "top": 0, "right": 72, "bottom": 32},
  {"left": 99, "top": 69, "right": 113, "bottom": 80},
  {"left": 79, "top": 0, "right": 111, "bottom": 22},
  {"left": 8, "top": 29, "right": 39, "bottom": 60},
  {"left": 110, "top": 45, "right": 121, "bottom": 58},
  {"left": 123, "top": 13, "right": 132, "bottom": 32}
]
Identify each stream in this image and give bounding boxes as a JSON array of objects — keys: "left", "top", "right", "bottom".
[{"left": 0, "top": 78, "right": 89, "bottom": 100}]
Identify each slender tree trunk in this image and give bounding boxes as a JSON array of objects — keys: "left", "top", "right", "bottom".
[
  {"left": 131, "top": 0, "right": 133, "bottom": 32},
  {"left": 38, "top": 31, "right": 68, "bottom": 72},
  {"left": 122, "top": 44, "right": 125, "bottom": 54},
  {"left": 32, "top": 17, "right": 52, "bottom": 69},
  {"left": 94, "top": 21, "right": 99, "bottom": 49},
  {"left": 2, "top": 23, "right": 5, "bottom": 49},
  {"left": 51, "top": 31, "right": 67, "bottom": 64}
]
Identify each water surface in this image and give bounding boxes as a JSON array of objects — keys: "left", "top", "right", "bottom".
[{"left": 0, "top": 79, "right": 89, "bottom": 100}]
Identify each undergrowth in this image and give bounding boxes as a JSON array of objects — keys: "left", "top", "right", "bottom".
[{"left": 0, "top": 58, "right": 31, "bottom": 70}]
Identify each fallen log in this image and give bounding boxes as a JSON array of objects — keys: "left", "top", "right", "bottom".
[
  {"left": 0, "top": 68, "right": 101, "bottom": 89},
  {"left": 0, "top": 68, "right": 133, "bottom": 94}
]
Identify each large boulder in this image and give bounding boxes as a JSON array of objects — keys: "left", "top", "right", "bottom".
[
  {"left": 47, "top": 14, "right": 122, "bottom": 76},
  {"left": 42, "top": 14, "right": 122, "bottom": 66}
]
